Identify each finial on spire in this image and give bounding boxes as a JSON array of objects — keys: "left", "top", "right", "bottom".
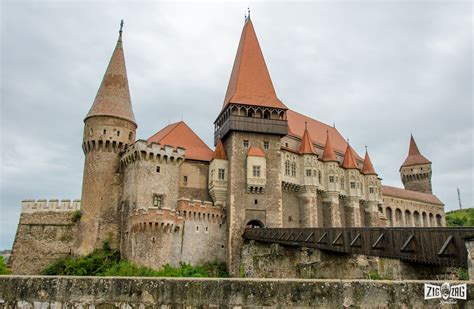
[
  {"left": 326, "top": 129, "right": 329, "bottom": 136},
  {"left": 347, "top": 138, "right": 350, "bottom": 144},
  {"left": 365, "top": 145, "right": 368, "bottom": 152},
  {"left": 248, "top": 7, "right": 251, "bottom": 18},
  {"left": 304, "top": 121, "right": 307, "bottom": 130},
  {"left": 333, "top": 121, "right": 336, "bottom": 128},
  {"left": 119, "top": 19, "right": 124, "bottom": 38}
]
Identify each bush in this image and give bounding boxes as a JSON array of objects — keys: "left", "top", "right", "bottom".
[
  {"left": 446, "top": 209, "right": 474, "bottom": 227},
  {"left": 458, "top": 267, "right": 469, "bottom": 280},
  {"left": 369, "top": 270, "right": 381, "bottom": 280},
  {"left": 72, "top": 210, "right": 82, "bottom": 223},
  {"left": 0, "top": 256, "right": 10, "bottom": 275}
]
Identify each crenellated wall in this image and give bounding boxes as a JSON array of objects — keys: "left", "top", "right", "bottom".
[{"left": 9, "top": 200, "right": 80, "bottom": 275}]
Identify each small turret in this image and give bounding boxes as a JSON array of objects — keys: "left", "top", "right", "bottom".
[
  {"left": 209, "top": 139, "right": 229, "bottom": 206},
  {"left": 77, "top": 21, "right": 137, "bottom": 255},
  {"left": 400, "top": 135, "right": 432, "bottom": 194}
]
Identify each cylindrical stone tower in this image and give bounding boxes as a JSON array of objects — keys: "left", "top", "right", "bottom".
[{"left": 77, "top": 24, "right": 137, "bottom": 255}]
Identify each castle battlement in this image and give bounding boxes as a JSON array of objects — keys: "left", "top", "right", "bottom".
[
  {"left": 21, "top": 199, "right": 81, "bottom": 214},
  {"left": 176, "top": 198, "right": 225, "bottom": 224},
  {"left": 121, "top": 140, "right": 185, "bottom": 166},
  {"left": 130, "top": 208, "right": 184, "bottom": 234}
]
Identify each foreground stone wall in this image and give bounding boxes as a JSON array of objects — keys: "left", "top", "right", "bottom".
[
  {"left": 0, "top": 276, "right": 472, "bottom": 308},
  {"left": 241, "top": 241, "right": 462, "bottom": 280}
]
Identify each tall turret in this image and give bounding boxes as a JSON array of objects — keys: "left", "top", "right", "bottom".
[
  {"left": 400, "top": 135, "right": 432, "bottom": 194},
  {"left": 77, "top": 21, "right": 137, "bottom": 255}
]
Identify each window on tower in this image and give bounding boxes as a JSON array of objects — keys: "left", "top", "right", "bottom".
[
  {"left": 284, "top": 160, "right": 290, "bottom": 176},
  {"left": 291, "top": 162, "right": 297, "bottom": 177},
  {"left": 153, "top": 195, "right": 163, "bottom": 208},
  {"left": 306, "top": 169, "right": 312, "bottom": 177},
  {"left": 253, "top": 165, "right": 261, "bottom": 177},
  {"left": 350, "top": 182, "right": 356, "bottom": 189},
  {"left": 218, "top": 169, "right": 225, "bottom": 180},
  {"left": 183, "top": 176, "right": 188, "bottom": 186},
  {"left": 263, "top": 141, "right": 269, "bottom": 150},
  {"left": 243, "top": 140, "right": 249, "bottom": 148},
  {"left": 369, "top": 187, "right": 375, "bottom": 194}
]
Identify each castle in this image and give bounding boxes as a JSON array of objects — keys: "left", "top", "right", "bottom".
[{"left": 9, "top": 17, "right": 445, "bottom": 276}]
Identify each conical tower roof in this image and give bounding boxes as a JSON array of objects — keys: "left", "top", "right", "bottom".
[
  {"left": 401, "top": 135, "right": 431, "bottom": 167},
  {"left": 214, "top": 139, "right": 227, "bottom": 160},
  {"left": 299, "top": 124, "right": 316, "bottom": 154},
  {"left": 321, "top": 132, "right": 338, "bottom": 162},
  {"left": 85, "top": 25, "right": 136, "bottom": 125},
  {"left": 361, "top": 149, "right": 377, "bottom": 175},
  {"left": 342, "top": 144, "right": 358, "bottom": 169},
  {"left": 223, "top": 18, "right": 287, "bottom": 110}
]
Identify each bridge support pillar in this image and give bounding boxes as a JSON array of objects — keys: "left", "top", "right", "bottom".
[
  {"left": 466, "top": 238, "right": 474, "bottom": 280},
  {"left": 298, "top": 186, "right": 318, "bottom": 227},
  {"left": 363, "top": 201, "right": 379, "bottom": 227},
  {"left": 323, "top": 192, "right": 341, "bottom": 227},
  {"left": 345, "top": 197, "right": 361, "bottom": 227}
]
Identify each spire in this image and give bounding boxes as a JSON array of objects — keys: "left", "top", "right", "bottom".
[
  {"left": 321, "top": 131, "right": 338, "bottom": 162},
  {"left": 342, "top": 143, "right": 358, "bottom": 169},
  {"left": 401, "top": 134, "right": 431, "bottom": 167},
  {"left": 85, "top": 20, "right": 136, "bottom": 125},
  {"left": 222, "top": 17, "right": 287, "bottom": 110},
  {"left": 214, "top": 139, "right": 227, "bottom": 160},
  {"left": 361, "top": 148, "right": 377, "bottom": 175},
  {"left": 299, "top": 122, "right": 316, "bottom": 154}
]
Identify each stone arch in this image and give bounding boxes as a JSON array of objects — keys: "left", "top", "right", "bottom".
[
  {"left": 436, "top": 214, "right": 443, "bottom": 226},
  {"left": 422, "top": 212, "right": 428, "bottom": 227},
  {"left": 395, "top": 208, "right": 403, "bottom": 227},
  {"left": 429, "top": 213, "right": 434, "bottom": 226},
  {"left": 404, "top": 210, "right": 412, "bottom": 226},
  {"left": 414, "top": 211, "right": 421, "bottom": 227},
  {"left": 245, "top": 219, "right": 265, "bottom": 228}
]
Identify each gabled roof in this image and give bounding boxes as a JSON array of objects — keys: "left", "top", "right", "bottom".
[
  {"left": 382, "top": 185, "right": 443, "bottom": 206},
  {"left": 222, "top": 18, "right": 287, "bottom": 110},
  {"left": 361, "top": 150, "right": 377, "bottom": 175},
  {"left": 342, "top": 144, "right": 359, "bottom": 169},
  {"left": 147, "top": 121, "right": 213, "bottom": 162},
  {"left": 247, "top": 146, "right": 265, "bottom": 157},
  {"left": 286, "top": 110, "right": 360, "bottom": 159},
  {"left": 86, "top": 33, "right": 136, "bottom": 125},
  {"left": 213, "top": 139, "right": 227, "bottom": 160},
  {"left": 299, "top": 125, "right": 316, "bottom": 154},
  {"left": 401, "top": 135, "right": 431, "bottom": 168},
  {"left": 321, "top": 132, "right": 338, "bottom": 162}
]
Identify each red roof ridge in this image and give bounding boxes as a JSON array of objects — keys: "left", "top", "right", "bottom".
[
  {"left": 213, "top": 139, "right": 227, "bottom": 160},
  {"left": 342, "top": 144, "right": 359, "bottom": 169},
  {"left": 401, "top": 135, "right": 431, "bottom": 168},
  {"left": 361, "top": 149, "right": 377, "bottom": 175},
  {"left": 321, "top": 132, "right": 338, "bottom": 162},
  {"left": 223, "top": 18, "right": 287, "bottom": 110},
  {"left": 247, "top": 146, "right": 265, "bottom": 157},
  {"left": 381, "top": 185, "right": 443, "bottom": 206},
  {"left": 299, "top": 125, "right": 316, "bottom": 154}
]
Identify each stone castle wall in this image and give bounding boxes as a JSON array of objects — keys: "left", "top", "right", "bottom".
[
  {"left": 383, "top": 195, "right": 445, "bottom": 227},
  {"left": 9, "top": 200, "right": 80, "bottom": 275},
  {"left": 178, "top": 161, "right": 212, "bottom": 202}
]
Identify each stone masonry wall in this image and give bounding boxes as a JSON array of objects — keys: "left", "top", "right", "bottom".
[
  {"left": 179, "top": 161, "right": 212, "bottom": 202},
  {"left": 9, "top": 212, "right": 78, "bottom": 275},
  {"left": 1, "top": 276, "right": 472, "bottom": 308}
]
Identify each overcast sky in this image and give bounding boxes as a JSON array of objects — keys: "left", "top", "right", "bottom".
[{"left": 0, "top": 1, "right": 472, "bottom": 250}]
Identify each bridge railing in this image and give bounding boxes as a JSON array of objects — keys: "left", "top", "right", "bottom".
[{"left": 243, "top": 227, "right": 474, "bottom": 267}]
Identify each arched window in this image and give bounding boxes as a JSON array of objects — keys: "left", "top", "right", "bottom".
[
  {"left": 386, "top": 207, "right": 393, "bottom": 227},
  {"left": 405, "top": 210, "right": 412, "bottom": 226},
  {"left": 291, "top": 162, "right": 297, "bottom": 177},
  {"left": 395, "top": 209, "right": 403, "bottom": 227},
  {"left": 284, "top": 160, "right": 290, "bottom": 176}
]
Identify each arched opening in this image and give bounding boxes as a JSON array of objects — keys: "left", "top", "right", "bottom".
[
  {"left": 422, "top": 212, "right": 428, "bottom": 227},
  {"left": 395, "top": 208, "right": 403, "bottom": 227},
  {"left": 263, "top": 110, "right": 270, "bottom": 119},
  {"left": 386, "top": 207, "right": 393, "bottom": 227},
  {"left": 414, "top": 211, "right": 421, "bottom": 227},
  {"left": 246, "top": 219, "right": 265, "bottom": 229},
  {"left": 247, "top": 109, "right": 255, "bottom": 117},
  {"left": 429, "top": 213, "right": 434, "bottom": 226},
  {"left": 404, "top": 210, "right": 412, "bottom": 226},
  {"left": 436, "top": 214, "right": 443, "bottom": 227}
]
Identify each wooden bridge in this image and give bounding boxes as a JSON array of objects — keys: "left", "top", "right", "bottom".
[{"left": 243, "top": 227, "right": 474, "bottom": 267}]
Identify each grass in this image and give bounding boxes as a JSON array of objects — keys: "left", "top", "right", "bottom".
[
  {"left": 0, "top": 256, "right": 10, "bottom": 275},
  {"left": 446, "top": 208, "right": 474, "bottom": 227},
  {"left": 41, "top": 242, "right": 228, "bottom": 277}
]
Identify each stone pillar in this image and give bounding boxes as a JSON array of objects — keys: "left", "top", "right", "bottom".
[
  {"left": 298, "top": 186, "right": 318, "bottom": 227},
  {"left": 465, "top": 238, "right": 474, "bottom": 280},
  {"left": 363, "top": 201, "right": 378, "bottom": 227},
  {"left": 323, "top": 192, "right": 341, "bottom": 227},
  {"left": 345, "top": 197, "right": 361, "bottom": 227}
]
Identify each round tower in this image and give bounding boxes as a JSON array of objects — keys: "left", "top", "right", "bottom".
[
  {"left": 400, "top": 135, "right": 432, "bottom": 194},
  {"left": 77, "top": 22, "right": 137, "bottom": 255}
]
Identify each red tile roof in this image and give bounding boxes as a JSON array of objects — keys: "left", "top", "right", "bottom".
[
  {"left": 299, "top": 126, "right": 316, "bottom": 154},
  {"left": 147, "top": 121, "right": 213, "bottom": 162},
  {"left": 286, "top": 110, "right": 360, "bottom": 159},
  {"left": 361, "top": 150, "right": 377, "bottom": 175},
  {"left": 321, "top": 132, "right": 338, "bottom": 162},
  {"left": 247, "top": 146, "right": 265, "bottom": 157},
  {"left": 382, "top": 185, "right": 443, "bottom": 206},
  {"left": 86, "top": 35, "right": 136, "bottom": 125},
  {"left": 214, "top": 139, "right": 227, "bottom": 160},
  {"left": 401, "top": 135, "right": 431, "bottom": 168},
  {"left": 342, "top": 144, "right": 359, "bottom": 169},
  {"left": 223, "top": 18, "right": 287, "bottom": 110}
]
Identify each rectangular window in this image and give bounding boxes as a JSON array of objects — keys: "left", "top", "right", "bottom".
[
  {"left": 153, "top": 195, "right": 162, "bottom": 208},
  {"left": 350, "top": 182, "right": 356, "bottom": 189},
  {"left": 156, "top": 166, "right": 160, "bottom": 173},
  {"left": 218, "top": 169, "right": 225, "bottom": 180},
  {"left": 263, "top": 141, "right": 269, "bottom": 150},
  {"left": 243, "top": 140, "right": 249, "bottom": 147},
  {"left": 341, "top": 178, "right": 345, "bottom": 189},
  {"left": 369, "top": 187, "right": 374, "bottom": 194},
  {"left": 329, "top": 176, "right": 334, "bottom": 183},
  {"left": 306, "top": 169, "right": 312, "bottom": 177},
  {"left": 183, "top": 176, "right": 188, "bottom": 185},
  {"left": 253, "top": 165, "right": 261, "bottom": 177}
]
